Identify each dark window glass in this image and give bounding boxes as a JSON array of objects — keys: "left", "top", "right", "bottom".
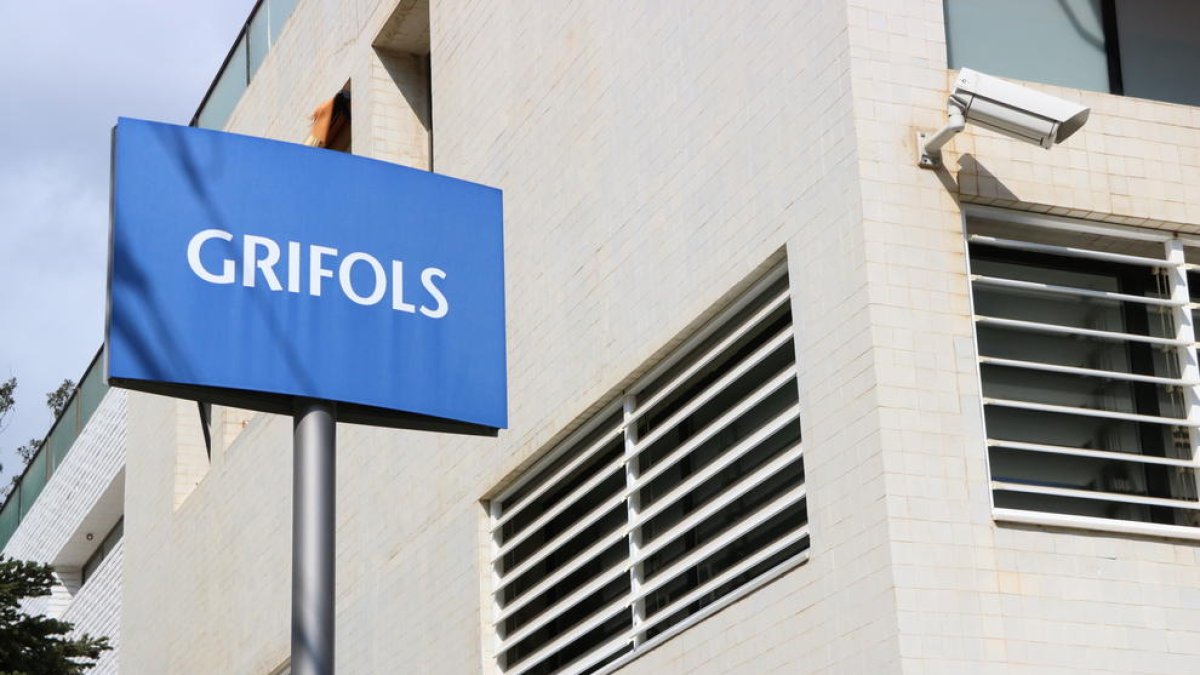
[{"left": 945, "top": 0, "right": 1200, "bottom": 107}]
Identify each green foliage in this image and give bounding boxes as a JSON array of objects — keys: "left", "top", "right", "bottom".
[
  {"left": 0, "top": 379, "right": 76, "bottom": 479},
  {"left": 0, "top": 378, "right": 14, "bottom": 433},
  {"left": 0, "top": 557, "right": 110, "bottom": 674},
  {"left": 14, "top": 442, "right": 41, "bottom": 466},
  {"left": 44, "top": 381, "right": 76, "bottom": 421}
]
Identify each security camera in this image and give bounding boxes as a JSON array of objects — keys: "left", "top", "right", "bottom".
[{"left": 918, "top": 68, "right": 1090, "bottom": 168}]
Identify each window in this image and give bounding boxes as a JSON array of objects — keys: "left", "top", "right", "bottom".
[
  {"left": 965, "top": 208, "right": 1200, "bottom": 538},
  {"left": 488, "top": 262, "right": 808, "bottom": 675},
  {"left": 82, "top": 517, "right": 124, "bottom": 586},
  {"left": 305, "top": 86, "right": 352, "bottom": 152},
  {"left": 944, "top": 0, "right": 1200, "bottom": 107}
]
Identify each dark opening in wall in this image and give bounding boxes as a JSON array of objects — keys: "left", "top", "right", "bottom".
[{"left": 306, "top": 85, "right": 352, "bottom": 153}]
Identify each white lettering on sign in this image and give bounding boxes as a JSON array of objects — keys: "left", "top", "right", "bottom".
[
  {"left": 339, "top": 252, "right": 387, "bottom": 306},
  {"left": 309, "top": 245, "right": 337, "bottom": 297},
  {"left": 243, "top": 235, "right": 283, "bottom": 291},
  {"left": 420, "top": 267, "right": 449, "bottom": 319},
  {"left": 391, "top": 260, "right": 416, "bottom": 313},
  {"left": 187, "top": 229, "right": 236, "bottom": 284},
  {"left": 186, "top": 229, "right": 450, "bottom": 318}
]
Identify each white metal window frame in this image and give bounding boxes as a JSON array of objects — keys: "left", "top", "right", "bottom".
[
  {"left": 486, "top": 260, "right": 809, "bottom": 675},
  {"left": 963, "top": 204, "right": 1200, "bottom": 541}
]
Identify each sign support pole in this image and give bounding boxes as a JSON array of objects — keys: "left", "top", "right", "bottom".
[{"left": 292, "top": 399, "right": 336, "bottom": 675}]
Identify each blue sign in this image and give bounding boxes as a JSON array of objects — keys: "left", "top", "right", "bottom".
[{"left": 106, "top": 118, "right": 506, "bottom": 431}]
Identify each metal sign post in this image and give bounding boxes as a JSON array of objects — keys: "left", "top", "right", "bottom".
[{"left": 292, "top": 400, "right": 336, "bottom": 675}]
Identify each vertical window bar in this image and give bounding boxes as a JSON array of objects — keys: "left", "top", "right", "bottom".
[
  {"left": 1165, "top": 240, "right": 1200, "bottom": 483},
  {"left": 622, "top": 394, "right": 645, "bottom": 647},
  {"left": 489, "top": 498, "right": 507, "bottom": 670}
]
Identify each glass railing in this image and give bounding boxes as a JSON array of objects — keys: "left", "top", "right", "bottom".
[
  {"left": 0, "top": 347, "right": 109, "bottom": 550},
  {"left": 191, "top": 0, "right": 300, "bottom": 130}
]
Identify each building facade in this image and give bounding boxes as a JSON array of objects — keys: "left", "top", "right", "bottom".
[
  {"left": 6, "top": 0, "right": 1200, "bottom": 673},
  {"left": 0, "top": 352, "right": 125, "bottom": 674}
]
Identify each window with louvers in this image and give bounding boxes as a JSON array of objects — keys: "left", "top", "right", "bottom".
[
  {"left": 966, "top": 210, "right": 1200, "bottom": 537},
  {"left": 488, "top": 263, "right": 808, "bottom": 675}
]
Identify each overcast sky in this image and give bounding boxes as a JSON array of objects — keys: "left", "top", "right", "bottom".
[{"left": 0, "top": 0, "right": 255, "bottom": 484}]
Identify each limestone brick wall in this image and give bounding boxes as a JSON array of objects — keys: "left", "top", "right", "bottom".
[
  {"left": 365, "top": 47, "right": 430, "bottom": 168},
  {"left": 122, "top": 392, "right": 293, "bottom": 674},
  {"left": 174, "top": 400, "right": 210, "bottom": 509},
  {"left": 844, "top": 1, "right": 1200, "bottom": 673},
  {"left": 119, "top": 0, "right": 913, "bottom": 672},
  {"left": 63, "top": 541, "right": 124, "bottom": 675},
  {"left": 402, "top": 0, "right": 900, "bottom": 671}
]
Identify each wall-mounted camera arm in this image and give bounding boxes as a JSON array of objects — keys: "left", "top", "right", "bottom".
[
  {"left": 917, "top": 99, "right": 966, "bottom": 169},
  {"left": 916, "top": 68, "right": 1088, "bottom": 170}
]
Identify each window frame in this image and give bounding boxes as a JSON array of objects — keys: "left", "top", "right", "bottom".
[
  {"left": 486, "top": 260, "right": 810, "bottom": 675},
  {"left": 943, "top": 0, "right": 1200, "bottom": 107},
  {"left": 963, "top": 204, "right": 1200, "bottom": 541}
]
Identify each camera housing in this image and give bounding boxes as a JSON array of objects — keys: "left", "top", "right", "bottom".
[{"left": 919, "top": 68, "right": 1090, "bottom": 168}]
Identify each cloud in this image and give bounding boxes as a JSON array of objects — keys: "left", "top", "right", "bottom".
[
  {"left": 0, "top": 163, "right": 108, "bottom": 482},
  {"left": 0, "top": 0, "right": 255, "bottom": 481}
]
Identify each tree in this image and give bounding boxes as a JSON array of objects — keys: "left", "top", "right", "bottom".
[
  {"left": 45, "top": 381, "right": 76, "bottom": 421},
  {"left": 15, "top": 441, "right": 41, "bottom": 465},
  {"left": 0, "top": 557, "right": 110, "bottom": 673},
  {"left": 0, "top": 378, "right": 14, "bottom": 434},
  {"left": 0, "top": 377, "right": 14, "bottom": 482},
  {"left": 1, "top": 378, "right": 76, "bottom": 498}
]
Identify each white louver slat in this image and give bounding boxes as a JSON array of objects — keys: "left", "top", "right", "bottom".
[{"left": 489, "top": 262, "right": 807, "bottom": 674}]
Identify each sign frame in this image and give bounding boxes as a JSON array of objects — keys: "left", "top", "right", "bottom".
[{"left": 104, "top": 118, "right": 506, "bottom": 436}]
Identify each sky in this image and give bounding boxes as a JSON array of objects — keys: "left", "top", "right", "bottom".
[{"left": 0, "top": 0, "right": 255, "bottom": 484}]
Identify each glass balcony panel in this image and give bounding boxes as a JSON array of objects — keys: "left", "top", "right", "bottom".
[
  {"left": 269, "top": 0, "right": 299, "bottom": 43},
  {"left": 18, "top": 452, "right": 48, "bottom": 515},
  {"left": 248, "top": 7, "right": 270, "bottom": 77},
  {"left": 77, "top": 362, "right": 107, "bottom": 427},
  {"left": 944, "top": 0, "right": 1110, "bottom": 92},
  {"left": 197, "top": 36, "right": 249, "bottom": 130},
  {"left": 48, "top": 404, "right": 78, "bottom": 471},
  {"left": 0, "top": 496, "right": 19, "bottom": 546}
]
